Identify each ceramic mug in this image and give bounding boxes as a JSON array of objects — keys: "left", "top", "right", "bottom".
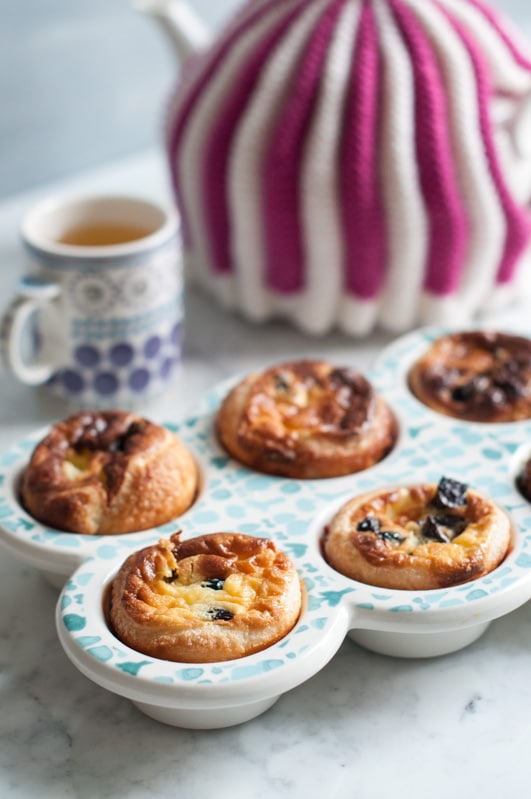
[{"left": 0, "top": 194, "right": 183, "bottom": 407}]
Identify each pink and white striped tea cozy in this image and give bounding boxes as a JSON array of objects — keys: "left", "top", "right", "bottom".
[{"left": 166, "top": 0, "right": 531, "bottom": 335}]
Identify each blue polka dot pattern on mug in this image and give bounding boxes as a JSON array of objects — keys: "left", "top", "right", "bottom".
[
  {"left": 144, "top": 336, "right": 162, "bottom": 359},
  {"left": 74, "top": 345, "right": 101, "bottom": 368},
  {"left": 94, "top": 372, "right": 120, "bottom": 396},
  {"left": 56, "top": 320, "right": 183, "bottom": 405},
  {"left": 62, "top": 369, "right": 85, "bottom": 394},
  {"left": 109, "top": 343, "right": 135, "bottom": 367}
]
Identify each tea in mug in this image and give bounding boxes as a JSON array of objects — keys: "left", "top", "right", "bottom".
[{"left": 58, "top": 222, "right": 153, "bottom": 246}]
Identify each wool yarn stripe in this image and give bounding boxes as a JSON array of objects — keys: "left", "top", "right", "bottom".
[
  {"left": 411, "top": 0, "right": 504, "bottom": 315},
  {"left": 202, "top": 0, "right": 315, "bottom": 277},
  {"left": 391, "top": 0, "right": 469, "bottom": 296},
  {"left": 339, "top": 0, "right": 385, "bottom": 301},
  {"left": 297, "top": 0, "right": 361, "bottom": 334},
  {"left": 263, "top": 0, "right": 348, "bottom": 294},
  {"left": 165, "top": 0, "right": 531, "bottom": 334},
  {"left": 228, "top": 0, "right": 331, "bottom": 322},
  {"left": 445, "top": 11, "right": 531, "bottom": 285},
  {"left": 375, "top": 0, "right": 428, "bottom": 331}
]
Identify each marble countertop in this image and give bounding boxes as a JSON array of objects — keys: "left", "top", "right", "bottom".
[{"left": 1, "top": 150, "right": 530, "bottom": 799}]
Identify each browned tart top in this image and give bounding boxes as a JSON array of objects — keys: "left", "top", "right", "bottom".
[
  {"left": 237, "top": 361, "right": 376, "bottom": 457},
  {"left": 22, "top": 410, "right": 198, "bottom": 535},
  {"left": 109, "top": 531, "right": 302, "bottom": 663},
  {"left": 324, "top": 477, "right": 511, "bottom": 590},
  {"left": 216, "top": 360, "right": 397, "bottom": 479},
  {"left": 408, "top": 331, "right": 531, "bottom": 422}
]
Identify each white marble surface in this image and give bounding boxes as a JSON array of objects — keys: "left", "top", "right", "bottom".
[{"left": 1, "top": 150, "right": 531, "bottom": 798}]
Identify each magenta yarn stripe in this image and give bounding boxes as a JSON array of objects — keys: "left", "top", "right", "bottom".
[
  {"left": 202, "top": 0, "right": 317, "bottom": 275},
  {"left": 339, "top": 0, "right": 385, "bottom": 299},
  {"left": 389, "top": 0, "right": 468, "bottom": 295},
  {"left": 167, "top": 0, "right": 298, "bottom": 249},
  {"left": 466, "top": 0, "right": 531, "bottom": 71},
  {"left": 261, "top": 0, "right": 348, "bottom": 292},
  {"left": 440, "top": 4, "right": 531, "bottom": 284}
]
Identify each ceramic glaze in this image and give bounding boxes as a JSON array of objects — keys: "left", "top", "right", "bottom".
[{"left": 162, "top": 0, "right": 531, "bottom": 335}]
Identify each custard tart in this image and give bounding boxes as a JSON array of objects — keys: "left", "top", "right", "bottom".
[
  {"left": 408, "top": 331, "right": 531, "bottom": 423},
  {"left": 22, "top": 410, "right": 198, "bottom": 534},
  {"left": 324, "top": 477, "right": 511, "bottom": 590},
  {"left": 109, "top": 531, "right": 302, "bottom": 662},
  {"left": 216, "top": 360, "right": 397, "bottom": 478}
]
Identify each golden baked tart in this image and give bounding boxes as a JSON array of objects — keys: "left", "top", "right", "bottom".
[
  {"left": 216, "top": 360, "right": 397, "bottom": 479},
  {"left": 323, "top": 477, "right": 511, "bottom": 590},
  {"left": 109, "top": 531, "right": 302, "bottom": 663},
  {"left": 22, "top": 411, "right": 198, "bottom": 535},
  {"left": 408, "top": 331, "right": 531, "bottom": 422}
]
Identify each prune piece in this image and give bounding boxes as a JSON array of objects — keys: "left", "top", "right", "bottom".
[
  {"left": 433, "top": 477, "right": 468, "bottom": 510},
  {"left": 378, "top": 530, "right": 406, "bottom": 543},
  {"left": 451, "top": 382, "right": 475, "bottom": 403},
  {"left": 357, "top": 517, "right": 404, "bottom": 543},
  {"left": 357, "top": 516, "right": 381, "bottom": 534},
  {"left": 207, "top": 608, "right": 234, "bottom": 621},
  {"left": 202, "top": 578, "right": 225, "bottom": 591},
  {"left": 421, "top": 515, "right": 451, "bottom": 542},
  {"left": 163, "top": 569, "right": 179, "bottom": 583},
  {"left": 432, "top": 514, "right": 467, "bottom": 536}
]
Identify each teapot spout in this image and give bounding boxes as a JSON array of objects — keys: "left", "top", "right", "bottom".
[{"left": 136, "top": 0, "right": 211, "bottom": 62}]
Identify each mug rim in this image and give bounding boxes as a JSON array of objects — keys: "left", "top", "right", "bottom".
[{"left": 21, "top": 193, "right": 179, "bottom": 261}]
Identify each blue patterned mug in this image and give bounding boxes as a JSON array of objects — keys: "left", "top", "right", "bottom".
[{"left": 1, "top": 194, "right": 182, "bottom": 407}]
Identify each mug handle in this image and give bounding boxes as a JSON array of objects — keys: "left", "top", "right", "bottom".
[{"left": 1, "top": 276, "right": 61, "bottom": 385}]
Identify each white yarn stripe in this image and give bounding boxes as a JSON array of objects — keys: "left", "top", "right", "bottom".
[
  {"left": 337, "top": 2, "right": 380, "bottom": 338},
  {"left": 374, "top": 0, "right": 427, "bottom": 333},
  {"left": 418, "top": 293, "right": 473, "bottom": 327},
  {"left": 437, "top": 0, "right": 531, "bottom": 94},
  {"left": 228, "top": 0, "right": 329, "bottom": 322},
  {"left": 177, "top": 0, "right": 299, "bottom": 309},
  {"left": 483, "top": 245, "right": 531, "bottom": 312},
  {"left": 293, "top": 0, "right": 360, "bottom": 335},
  {"left": 165, "top": 0, "right": 278, "bottom": 151},
  {"left": 407, "top": 0, "right": 505, "bottom": 316},
  {"left": 437, "top": 1, "right": 531, "bottom": 210},
  {"left": 492, "top": 108, "right": 531, "bottom": 205},
  {"left": 338, "top": 295, "right": 380, "bottom": 336}
]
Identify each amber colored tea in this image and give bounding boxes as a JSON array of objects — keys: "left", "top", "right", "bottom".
[{"left": 58, "top": 222, "right": 153, "bottom": 246}]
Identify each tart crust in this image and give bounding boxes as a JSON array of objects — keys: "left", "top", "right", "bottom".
[
  {"left": 21, "top": 411, "right": 198, "bottom": 535},
  {"left": 109, "top": 532, "right": 302, "bottom": 663},
  {"left": 216, "top": 360, "right": 397, "bottom": 479},
  {"left": 324, "top": 482, "right": 511, "bottom": 590},
  {"left": 408, "top": 330, "right": 531, "bottom": 423}
]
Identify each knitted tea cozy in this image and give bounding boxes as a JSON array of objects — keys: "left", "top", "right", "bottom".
[{"left": 166, "top": 0, "right": 531, "bottom": 335}]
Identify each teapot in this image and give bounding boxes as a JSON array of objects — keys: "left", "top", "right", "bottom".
[{"left": 140, "top": 0, "right": 531, "bottom": 336}]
